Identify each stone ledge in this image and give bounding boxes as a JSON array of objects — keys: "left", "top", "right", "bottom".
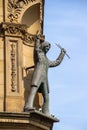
[{"left": 0, "top": 111, "right": 59, "bottom": 130}]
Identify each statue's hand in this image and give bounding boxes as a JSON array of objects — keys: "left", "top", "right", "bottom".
[
  {"left": 61, "top": 48, "right": 66, "bottom": 54},
  {"left": 36, "top": 34, "right": 40, "bottom": 39}
]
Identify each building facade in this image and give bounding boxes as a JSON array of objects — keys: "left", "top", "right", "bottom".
[
  {"left": 0, "top": 0, "right": 44, "bottom": 112},
  {"left": 0, "top": 1, "right": 58, "bottom": 129}
]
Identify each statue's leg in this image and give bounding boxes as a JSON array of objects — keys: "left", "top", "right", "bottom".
[
  {"left": 24, "top": 86, "right": 37, "bottom": 111},
  {"left": 42, "top": 84, "right": 50, "bottom": 115}
]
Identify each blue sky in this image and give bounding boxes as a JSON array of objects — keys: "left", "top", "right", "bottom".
[{"left": 44, "top": 0, "right": 87, "bottom": 130}]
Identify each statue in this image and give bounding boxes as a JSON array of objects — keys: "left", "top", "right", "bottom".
[{"left": 24, "top": 34, "right": 66, "bottom": 116}]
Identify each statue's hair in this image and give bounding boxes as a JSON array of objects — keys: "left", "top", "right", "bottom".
[{"left": 41, "top": 41, "right": 51, "bottom": 49}]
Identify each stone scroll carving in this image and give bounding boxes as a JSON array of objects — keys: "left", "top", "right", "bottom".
[
  {"left": 0, "top": 22, "right": 35, "bottom": 47},
  {"left": 8, "top": 0, "right": 36, "bottom": 22}
]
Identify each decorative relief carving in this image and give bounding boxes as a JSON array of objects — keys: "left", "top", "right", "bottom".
[
  {"left": 0, "top": 22, "right": 45, "bottom": 47},
  {"left": 0, "top": 22, "right": 35, "bottom": 47},
  {"left": 22, "top": 31, "right": 35, "bottom": 47},
  {"left": 8, "top": 0, "right": 36, "bottom": 22},
  {"left": 40, "top": 0, "right": 43, "bottom": 33},
  {"left": 1, "top": 22, "right": 27, "bottom": 35},
  {"left": 6, "top": 38, "right": 23, "bottom": 94},
  {"left": 10, "top": 42, "right": 17, "bottom": 92}
]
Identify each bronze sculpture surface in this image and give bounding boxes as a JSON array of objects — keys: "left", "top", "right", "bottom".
[{"left": 24, "top": 35, "right": 66, "bottom": 115}]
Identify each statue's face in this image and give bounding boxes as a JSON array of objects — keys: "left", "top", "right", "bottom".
[
  {"left": 42, "top": 42, "right": 51, "bottom": 53},
  {"left": 44, "top": 45, "right": 50, "bottom": 53},
  {"left": 44, "top": 44, "right": 51, "bottom": 53}
]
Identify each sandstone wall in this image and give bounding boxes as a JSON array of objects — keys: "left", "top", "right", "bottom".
[{"left": 0, "top": 0, "right": 44, "bottom": 112}]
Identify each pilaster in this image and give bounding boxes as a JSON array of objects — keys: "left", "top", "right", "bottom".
[{"left": 0, "top": 0, "right": 44, "bottom": 112}]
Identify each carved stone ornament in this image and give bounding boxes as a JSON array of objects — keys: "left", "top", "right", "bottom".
[
  {"left": 0, "top": 22, "right": 35, "bottom": 47},
  {"left": 8, "top": 0, "right": 36, "bottom": 22},
  {"left": 10, "top": 42, "right": 17, "bottom": 92},
  {"left": 22, "top": 31, "right": 35, "bottom": 47},
  {"left": 0, "top": 22, "right": 27, "bottom": 35}
]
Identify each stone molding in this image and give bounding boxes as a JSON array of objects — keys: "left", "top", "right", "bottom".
[
  {"left": 0, "top": 22, "right": 45, "bottom": 47},
  {"left": 0, "top": 111, "right": 59, "bottom": 130},
  {"left": 0, "top": 22, "right": 35, "bottom": 47}
]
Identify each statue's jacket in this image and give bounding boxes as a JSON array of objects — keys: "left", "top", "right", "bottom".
[{"left": 31, "top": 39, "right": 65, "bottom": 93}]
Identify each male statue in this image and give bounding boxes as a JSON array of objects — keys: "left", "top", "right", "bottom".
[{"left": 24, "top": 34, "right": 66, "bottom": 115}]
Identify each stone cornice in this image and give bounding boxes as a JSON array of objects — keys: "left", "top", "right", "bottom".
[
  {"left": 0, "top": 110, "right": 59, "bottom": 128},
  {"left": 0, "top": 22, "right": 45, "bottom": 47},
  {"left": 0, "top": 22, "right": 35, "bottom": 47}
]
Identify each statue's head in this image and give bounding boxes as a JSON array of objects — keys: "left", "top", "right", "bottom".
[{"left": 41, "top": 41, "right": 51, "bottom": 53}]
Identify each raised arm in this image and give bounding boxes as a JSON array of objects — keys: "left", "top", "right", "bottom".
[
  {"left": 34, "top": 34, "right": 41, "bottom": 51},
  {"left": 49, "top": 48, "right": 66, "bottom": 67}
]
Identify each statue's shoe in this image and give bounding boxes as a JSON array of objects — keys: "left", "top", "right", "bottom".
[{"left": 24, "top": 107, "right": 35, "bottom": 112}]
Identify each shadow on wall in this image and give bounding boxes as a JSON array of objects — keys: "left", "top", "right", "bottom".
[
  {"left": 21, "top": 4, "right": 40, "bottom": 27},
  {"left": 21, "top": 3, "right": 40, "bottom": 34}
]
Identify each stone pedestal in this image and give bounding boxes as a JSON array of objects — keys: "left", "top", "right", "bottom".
[{"left": 0, "top": 110, "right": 59, "bottom": 130}]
